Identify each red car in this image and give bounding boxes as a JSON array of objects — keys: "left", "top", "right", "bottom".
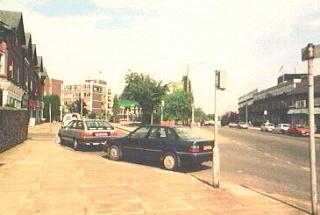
[{"left": 287, "top": 125, "right": 310, "bottom": 137}]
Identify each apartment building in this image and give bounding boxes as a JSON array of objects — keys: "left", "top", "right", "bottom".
[{"left": 62, "top": 79, "right": 112, "bottom": 116}]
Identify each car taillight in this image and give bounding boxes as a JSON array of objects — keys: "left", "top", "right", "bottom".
[
  {"left": 80, "top": 132, "right": 95, "bottom": 138},
  {"left": 109, "top": 130, "right": 118, "bottom": 136},
  {"left": 188, "top": 145, "right": 200, "bottom": 153}
]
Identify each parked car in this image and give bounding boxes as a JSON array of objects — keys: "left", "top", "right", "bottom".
[
  {"left": 58, "top": 119, "right": 118, "bottom": 150},
  {"left": 260, "top": 123, "right": 275, "bottom": 132},
  {"left": 203, "top": 120, "right": 215, "bottom": 126},
  {"left": 273, "top": 123, "right": 291, "bottom": 134},
  {"left": 237, "top": 122, "right": 248, "bottom": 129},
  {"left": 228, "top": 122, "right": 238, "bottom": 128},
  {"left": 105, "top": 125, "right": 214, "bottom": 171},
  {"left": 62, "top": 113, "right": 81, "bottom": 127},
  {"left": 287, "top": 125, "right": 310, "bottom": 137}
]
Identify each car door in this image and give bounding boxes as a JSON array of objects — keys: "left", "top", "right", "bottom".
[
  {"left": 64, "top": 120, "right": 78, "bottom": 143},
  {"left": 144, "top": 127, "right": 173, "bottom": 162},
  {"left": 122, "top": 126, "right": 151, "bottom": 160},
  {"left": 60, "top": 120, "right": 76, "bottom": 143}
]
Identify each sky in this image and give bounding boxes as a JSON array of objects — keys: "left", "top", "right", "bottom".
[{"left": 2, "top": 0, "right": 320, "bottom": 114}]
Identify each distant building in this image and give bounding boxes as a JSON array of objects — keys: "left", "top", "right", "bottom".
[
  {"left": 238, "top": 73, "right": 306, "bottom": 126},
  {"left": 62, "top": 79, "right": 113, "bottom": 116},
  {"left": 44, "top": 78, "right": 63, "bottom": 98}
]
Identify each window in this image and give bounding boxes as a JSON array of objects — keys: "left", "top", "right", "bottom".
[
  {"left": 295, "top": 100, "right": 306, "bottom": 108},
  {"left": 149, "top": 127, "right": 167, "bottom": 139},
  {"left": 76, "top": 121, "right": 84, "bottom": 130},
  {"left": 0, "top": 53, "right": 5, "bottom": 75},
  {"left": 315, "top": 98, "right": 320, "bottom": 106},
  {"left": 130, "top": 127, "right": 150, "bottom": 139}
]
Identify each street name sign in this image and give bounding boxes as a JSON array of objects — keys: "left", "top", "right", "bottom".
[{"left": 301, "top": 44, "right": 320, "bottom": 61}]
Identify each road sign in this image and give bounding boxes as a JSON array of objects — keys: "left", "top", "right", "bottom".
[{"left": 301, "top": 44, "right": 320, "bottom": 61}]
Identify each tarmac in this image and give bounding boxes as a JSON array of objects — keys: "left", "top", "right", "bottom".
[{"left": 0, "top": 123, "right": 308, "bottom": 214}]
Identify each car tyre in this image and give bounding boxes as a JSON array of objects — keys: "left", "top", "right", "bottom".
[
  {"left": 162, "top": 152, "right": 178, "bottom": 171},
  {"left": 108, "top": 145, "right": 122, "bottom": 161}
]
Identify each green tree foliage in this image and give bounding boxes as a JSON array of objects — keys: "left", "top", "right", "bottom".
[
  {"left": 163, "top": 90, "right": 193, "bottom": 125},
  {"left": 67, "top": 99, "right": 88, "bottom": 116},
  {"left": 194, "top": 107, "right": 206, "bottom": 123},
  {"left": 121, "top": 72, "right": 168, "bottom": 123},
  {"left": 43, "top": 95, "right": 60, "bottom": 120}
]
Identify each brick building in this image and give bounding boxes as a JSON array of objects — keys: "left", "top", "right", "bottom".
[
  {"left": 0, "top": 10, "right": 48, "bottom": 124},
  {"left": 44, "top": 78, "right": 63, "bottom": 98}
]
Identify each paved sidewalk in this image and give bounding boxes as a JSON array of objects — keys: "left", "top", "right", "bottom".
[{"left": 0, "top": 123, "right": 306, "bottom": 214}]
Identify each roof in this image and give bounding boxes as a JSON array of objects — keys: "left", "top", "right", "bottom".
[
  {"left": 0, "top": 10, "right": 22, "bottom": 29},
  {"left": 0, "top": 10, "right": 25, "bottom": 45},
  {"left": 25, "top": 33, "right": 31, "bottom": 45},
  {"left": 115, "top": 100, "right": 139, "bottom": 107}
]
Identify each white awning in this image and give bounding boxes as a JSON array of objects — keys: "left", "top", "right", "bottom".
[{"left": 287, "top": 108, "right": 320, "bottom": 114}]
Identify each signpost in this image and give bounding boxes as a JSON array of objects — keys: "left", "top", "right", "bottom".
[
  {"left": 213, "top": 70, "right": 226, "bottom": 188},
  {"left": 302, "top": 43, "right": 318, "bottom": 215}
]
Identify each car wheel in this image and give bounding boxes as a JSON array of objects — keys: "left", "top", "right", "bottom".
[
  {"left": 108, "top": 145, "right": 122, "bottom": 161},
  {"left": 162, "top": 152, "right": 178, "bottom": 171},
  {"left": 73, "top": 139, "right": 80, "bottom": 151}
]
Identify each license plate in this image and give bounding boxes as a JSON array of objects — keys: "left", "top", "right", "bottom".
[
  {"left": 203, "top": 145, "right": 212, "bottom": 150},
  {"left": 92, "top": 142, "right": 101, "bottom": 145},
  {"left": 94, "top": 132, "right": 109, "bottom": 136}
]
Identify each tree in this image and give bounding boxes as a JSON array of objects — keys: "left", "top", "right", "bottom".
[
  {"left": 194, "top": 107, "right": 206, "bottom": 123},
  {"left": 121, "top": 72, "right": 168, "bottom": 123},
  {"left": 43, "top": 95, "right": 60, "bottom": 121},
  {"left": 67, "top": 99, "right": 88, "bottom": 116},
  {"left": 163, "top": 90, "right": 193, "bottom": 125}
]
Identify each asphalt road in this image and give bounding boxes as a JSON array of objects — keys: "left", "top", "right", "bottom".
[{"left": 193, "top": 127, "right": 320, "bottom": 208}]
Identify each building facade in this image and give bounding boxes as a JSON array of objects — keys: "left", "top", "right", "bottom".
[
  {"left": 62, "top": 79, "right": 113, "bottom": 117},
  {"left": 0, "top": 10, "right": 48, "bottom": 124},
  {"left": 238, "top": 74, "right": 307, "bottom": 126}
]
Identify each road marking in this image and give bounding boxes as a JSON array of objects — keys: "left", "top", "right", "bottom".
[{"left": 237, "top": 170, "right": 243, "bottom": 173}]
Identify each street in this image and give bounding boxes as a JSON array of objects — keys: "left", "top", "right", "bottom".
[{"left": 192, "top": 127, "right": 320, "bottom": 208}]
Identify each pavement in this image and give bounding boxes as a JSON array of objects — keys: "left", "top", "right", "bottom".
[{"left": 0, "top": 123, "right": 307, "bottom": 214}]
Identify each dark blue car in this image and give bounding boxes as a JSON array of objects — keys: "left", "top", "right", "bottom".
[{"left": 105, "top": 125, "right": 214, "bottom": 171}]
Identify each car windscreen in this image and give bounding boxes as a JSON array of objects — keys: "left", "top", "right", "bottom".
[
  {"left": 174, "top": 127, "right": 200, "bottom": 140},
  {"left": 85, "top": 121, "right": 114, "bottom": 130}
]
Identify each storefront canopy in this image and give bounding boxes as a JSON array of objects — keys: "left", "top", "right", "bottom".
[
  {"left": 115, "top": 100, "right": 139, "bottom": 107},
  {"left": 287, "top": 108, "right": 320, "bottom": 115}
]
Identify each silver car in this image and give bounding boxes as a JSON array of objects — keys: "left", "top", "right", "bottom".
[{"left": 58, "top": 119, "right": 119, "bottom": 150}]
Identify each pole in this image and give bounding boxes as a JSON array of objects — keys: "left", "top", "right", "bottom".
[
  {"left": 191, "top": 103, "right": 195, "bottom": 126},
  {"left": 161, "top": 106, "right": 163, "bottom": 125},
  {"left": 49, "top": 103, "right": 52, "bottom": 132},
  {"left": 245, "top": 94, "right": 248, "bottom": 124},
  {"left": 308, "top": 56, "right": 318, "bottom": 215},
  {"left": 151, "top": 113, "right": 154, "bottom": 125},
  {"left": 213, "top": 71, "right": 220, "bottom": 188}
]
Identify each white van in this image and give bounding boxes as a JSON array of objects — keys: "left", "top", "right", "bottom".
[{"left": 62, "top": 113, "right": 81, "bottom": 127}]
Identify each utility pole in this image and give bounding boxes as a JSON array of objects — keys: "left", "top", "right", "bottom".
[{"left": 302, "top": 43, "right": 319, "bottom": 215}]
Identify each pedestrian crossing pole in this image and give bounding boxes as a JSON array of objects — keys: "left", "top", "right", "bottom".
[
  {"left": 213, "top": 70, "right": 226, "bottom": 188},
  {"left": 302, "top": 43, "right": 318, "bottom": 215}
]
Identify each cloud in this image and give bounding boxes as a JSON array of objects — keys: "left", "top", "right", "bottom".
[{"left": 1, "top": 0, "right": 319, "bottom": 114}]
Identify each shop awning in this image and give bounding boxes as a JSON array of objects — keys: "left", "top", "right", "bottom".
[
  {"left": 115, "top": 100, "right": 139, "bottom": 107},
  {"left": 287, "top": 108, "right": 320, "bottom": 114}
]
